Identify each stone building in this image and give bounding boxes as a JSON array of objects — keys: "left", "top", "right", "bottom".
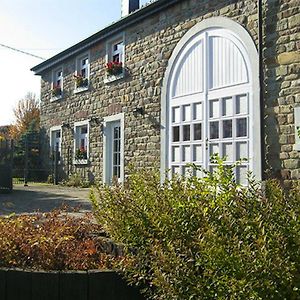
[{"left": 31, "top": 0, "right": 300, "bottom": 184}]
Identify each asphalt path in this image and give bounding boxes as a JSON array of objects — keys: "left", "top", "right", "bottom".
[{"left": 0, "top": 184, "right": 92, "bottom": 216}]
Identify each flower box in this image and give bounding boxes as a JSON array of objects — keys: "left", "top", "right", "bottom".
[
  {"left": 74, "top": 74, "right": 89, "bottom": 89},
  {"left": 75, "top": 147, "right": 87, "bottom": 160},
  {"left": 51, "top": 85, "right": 62, "bottom": 100},
  {"left": 105, "top": 61, "right": 123, "bottom": 76}
]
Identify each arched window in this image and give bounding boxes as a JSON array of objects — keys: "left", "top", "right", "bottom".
[{"left": 161, "top": 17, "right": 261, "bottom": 183}]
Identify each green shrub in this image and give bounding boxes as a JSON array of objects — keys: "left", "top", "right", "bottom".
[
  {"left": 0, "top": 208, "right": 124, "bottom": 271},
  {"left": 91, "top": 159, "right": 300, "bottom": 299},
  {"left": 62, "top": 173, "right": 91, "bottom": 188}
]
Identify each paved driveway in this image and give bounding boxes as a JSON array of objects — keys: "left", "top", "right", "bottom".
[{"left": 0, "top": 184, "right": 92, "bottom": 216}]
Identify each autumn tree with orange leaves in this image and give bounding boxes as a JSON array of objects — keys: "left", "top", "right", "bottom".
[{"left": 9, "top": 93, "right": 40, "bottom": 140}]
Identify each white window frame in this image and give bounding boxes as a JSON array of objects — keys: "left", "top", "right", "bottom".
[
  {"left": 51, "top": 67, "right": 63, "bottom": 101},
  {"left": 161, "top": 17, "right": 261, "bottom": 182},
  {"left": 74, "top": 120, "right": 90, "bottom": 165},
  {"left": 103, "top": 113, "right": 125, "bottom": 184},
  {"left": 50, "top": 125, "right": 62, "bottom": 162},
  {"left": 74, "top": 52, "right": 90, "bottom": 93},
  {"left": 104, "top": 34, "right": 125, "bottom": 83}
]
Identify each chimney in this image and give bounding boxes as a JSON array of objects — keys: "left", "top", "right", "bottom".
[{"left": 121, "top": 0, "right": 140, "bottom": 17}]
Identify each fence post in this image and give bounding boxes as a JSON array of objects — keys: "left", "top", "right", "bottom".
[{"left": 24, "top": 135, "right": 28, "bottom": 187}]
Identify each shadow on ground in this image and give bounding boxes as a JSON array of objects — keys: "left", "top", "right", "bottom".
[{"left": 0, "top": 185, "right": 92, "bottom": 216}]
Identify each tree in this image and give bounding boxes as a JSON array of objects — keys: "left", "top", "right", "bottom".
[
  {"left": 9, "top": 93, "right": 40, "bottom": 140},
  {"left": 0, "top": 125, "right": 11, "bottom": 141}
]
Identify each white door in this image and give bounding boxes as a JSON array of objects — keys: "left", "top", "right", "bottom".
[
  {"left": 103, "top": 117, "right": 124, "bottom": 184},
  {"left": 168, "top": 29, "right": 252, "bottom": 184}
]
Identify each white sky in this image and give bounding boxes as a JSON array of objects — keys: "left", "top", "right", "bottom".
[{"left": 0, "top": 0, "right": 149, "bottom": 126}]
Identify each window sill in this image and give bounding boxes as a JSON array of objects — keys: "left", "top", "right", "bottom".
[
  {"left": 50, "top": 94, "right": 63, "bottom": 102},
  {"left": 73, "top": 159, "right": 89, "bottom": 165},
  {"left": 74, "top": 86, "right": 89, "bottom": 94},
  {"left": 104, "top": 72, "right": 124, "bottom": 84}
]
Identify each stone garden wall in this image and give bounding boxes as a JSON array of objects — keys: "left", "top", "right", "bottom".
[{"left": 39, "top": 0, "right": 300, "bottom": 182}]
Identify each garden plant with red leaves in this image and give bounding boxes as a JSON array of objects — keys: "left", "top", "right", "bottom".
[
  {"left": 0, "top": 208, "right": 125, "bottom": 271},
  {"left": 105, "top": 61, "right": 123, "bottom": 76},
  {"left": 75, "top": 147, "right": 87, "bottom": 160}
]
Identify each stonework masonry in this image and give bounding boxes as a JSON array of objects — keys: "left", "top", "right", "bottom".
[{"left": 39, "top": 0, "right": 300, "bottom": 182}]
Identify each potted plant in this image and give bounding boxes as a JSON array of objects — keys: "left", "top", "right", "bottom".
[
  {"left": 52, "top": 84, "right": 62, "bottom": 97},
  {"left": 105, "top": 61, "right": 123, "bottom": 76},
  {"left": 75, "top": 147, "right": 87, "bottom": 160},
  {"left": 74, "top": 74, "right": 89, "bottom": 88}
]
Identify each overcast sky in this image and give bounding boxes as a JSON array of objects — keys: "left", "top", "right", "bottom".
[{"left": 0, "top": 0, "right": 149, "bottom": 126}]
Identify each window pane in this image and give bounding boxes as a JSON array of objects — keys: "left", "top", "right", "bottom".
[
  {"left": 183, "top": 125, "right": 190, "bottom": 141},
  {"left": 81, "top": 126, "right": 88, "bottom": 134},
  {"left": 237, "top": 142, "right": 248, "bottom": 160},
  {"left": 113, "top": 54, "right": 120, "bottom": 62},
  {"left": 113, "top": 140, "right": 119, "bottom": 152},
  {"left": 222, "top": 143, "right": 233, "bottom": 161},
  {"left": 172, "top": 166, "right": 180, "bottom": 175},
  {"left": 172, "top": 107, "right": 180, "bottom": 123},
  {"left": 113, "top": 166, "right": 120, "bottom": 178},
  {"left": 223, "top": 120, "right": 232, "bottom": 138},
  {"left": 114, "top": 126, "right": 120, "bottom": 139},
  {"left": 209, "top": 143, "right": 219, "bottom": 157},
  {"left": 193, "top": 145, "right": 202, "bottom": 162},
  {"left": 82, "top": 58, "right": 88, "bottom": 66},
  {"left": 222, "top": 97, "right": 233, "bottom": 116},
  {"left": 172, "top": 146, "right": 180, "bottom": 162},
  {"left": 236, "top": 118, "right": 247, "bottom": 137},
  {"left": 182, "top": 145, "right": 190, "bottom": 162},
  {"left": 194, "top": 167, "right": 203, "bottom": 178},
  {"left": 81, "top": 69, "right": 86, "bottom": 78},
  {"left": 193, "top": 123, "right": 202, "bottom": 140},
  {"left": 193, "top": 103, "right": 202, "bottom": 120},
  {"left": 209, "top": 99, "right": 219, "bottom": 118},
  {"left": 210, "top": 121, "right": 219, "bottom": 139},
  {"left": 236, "top": 166, "right": 248, "bottom": 185},
  {"left": 173, "top": 126, "right": 180, "bottom": 142},
  {"left": 183, "top": 105, "right": 191, "bottom": 122},
  {"left": 236, "top": 94, "right": 248, "bottom": 114}
]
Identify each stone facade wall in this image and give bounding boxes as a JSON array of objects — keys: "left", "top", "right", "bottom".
[
  {"left": 39, "top": 0, "right": 300, "bottom": 183},
  {"left": 263, "top": 0, "right": 300, "bottom": 180}
]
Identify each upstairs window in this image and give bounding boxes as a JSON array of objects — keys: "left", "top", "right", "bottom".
[
  {"left": 74, "top": 121, "right": 89, "bottom": 163},
  {"left": 105, "top": 37, "right": 124, "bottom": 79},
  {"left": 75, "top": 54, "right": 89, "bottom": 90},
  {"left": 51, "top": 68, "right": 63, "bottom": 99},
  {"left": 112, "top": 40, "right": 124, "bottom": 63}
]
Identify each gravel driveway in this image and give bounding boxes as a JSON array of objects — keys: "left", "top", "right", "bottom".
[{"left": 0, "top": 184, "right": 92, "bottom": 216}]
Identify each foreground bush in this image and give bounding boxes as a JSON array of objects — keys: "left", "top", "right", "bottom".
[
  {"left": 0, "top": 208, "right": 123, "bottom": 270},
  {"left": 91, "top": 161, "right": 300, "bottom": 299}
]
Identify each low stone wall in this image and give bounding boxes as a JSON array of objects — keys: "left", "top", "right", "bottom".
[{"left": 0, "top": 268, "right": 144, "bottom": 300}]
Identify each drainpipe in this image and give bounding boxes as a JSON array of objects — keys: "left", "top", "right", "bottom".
[{"left": 258, "top": 0, "right": 265, "bottom": 180}]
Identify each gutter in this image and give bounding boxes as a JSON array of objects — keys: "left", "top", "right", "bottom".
[
  {"left": 258, "top": 0, "right": 265, "bottom": 180},
  {"left": 31, "top": 0, "right": 181, "bottom": 75}
]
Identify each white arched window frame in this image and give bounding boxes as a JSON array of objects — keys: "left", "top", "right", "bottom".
[{"left": 161, "top": 17, "right": 261, "bottom": 182}]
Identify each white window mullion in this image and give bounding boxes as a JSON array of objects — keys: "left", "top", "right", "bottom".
[{"left": 203, "top": 31, "right": 209, "bottom": 171}]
